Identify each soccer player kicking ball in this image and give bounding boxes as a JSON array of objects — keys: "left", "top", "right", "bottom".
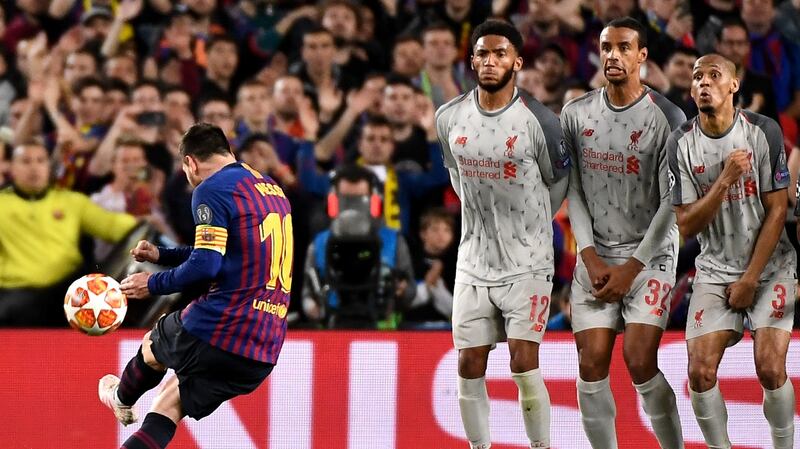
[
  {"left": 561, "top": 17, "right": 686, "bottom": 449},
  {"left": 98, "top": 123, "right": 293, "bottom": 449},
  {"left": 669, "top": 54, "right": 796, "bottom": 449},
  {"left": 436, "top": 19, "right": 570, "bottom": 449}
]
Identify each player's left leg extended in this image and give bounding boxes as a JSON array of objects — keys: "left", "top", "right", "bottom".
[
  {"left": 751, "top": 280, "right": 796, "bottom": 449},
  {"left": 501, "top": 279, "right": 553, "bottom": 448},
  {"left": 623, "top": 323, "right": 683, "bottom": 449},
  {"left": 99, "top": 331, "right": 167, "bottom": 425},
  {"left": 120, "top": 375, "right": 183, "bottom": 449}
]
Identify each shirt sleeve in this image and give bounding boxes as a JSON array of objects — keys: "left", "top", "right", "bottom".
[
  {"left": 190, "top": 181, "right": 233, "bottom": 255},
  {"left": 667, "top": 128, "right": 698, "bottom": 205},
  {"left": 523, "top": 95, "right": 570, "bottom": 186},
  {"left": 562, "top": 108, "right": 595, "bottom": 252},
  {"left": 755, "top": 116, "right": 789, "bottom": 193},
  {"left": 435, "top": 102, "right": 457, "bottom": 169},
  {"left": 435, "top": 100, "right": 462, "bottom": 197},
  {"left": 147, "top": 180, "right": 231, "bottom": 294},
  {"left": 632, "top": 136, "right": 677, "bottom": 265}
]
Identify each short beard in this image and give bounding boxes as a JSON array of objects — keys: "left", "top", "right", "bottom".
[
  {"left": 478, "top": 69, "right": 514, "bottom": 93},
  {"left": 605, "top": 73, "right": 627, "bottom": 86},
  {"left": 698, "top": 105, "right": 715, "bottom": 114}
]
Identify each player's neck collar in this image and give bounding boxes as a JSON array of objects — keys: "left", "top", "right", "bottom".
[
  {"left": 697, "top": 108, "right": 739, "bottom": 140},
  {"left": 602, "top": 85, "right": 649, "bottom": 112},
  {"left": 473, "top": 87, "right": 519, "bottom": 117}
]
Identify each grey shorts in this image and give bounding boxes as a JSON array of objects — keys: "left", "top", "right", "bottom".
[
  {"left": 686, "top": 280, "right": 796, "bottom": 343},
  {"left": 452, "top": 278, "right": 553, "bottom": 349},
  {"left": 571, "top": 259, "right": 675, "bottom": 333}
]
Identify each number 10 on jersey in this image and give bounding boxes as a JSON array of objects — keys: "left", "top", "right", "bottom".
[{"left": 259, "top": 213, "right": 293, "bottom": 293}]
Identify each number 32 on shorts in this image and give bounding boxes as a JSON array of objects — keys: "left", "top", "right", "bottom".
[
  {"left": 644, "top": 279, "right": 672, "bottom": 317},
  {"left": 258, "top": 213, "right": 294, "bottom": 293},
  {"left": 529, "top": 295, "right": 549, "bottom": 332}
]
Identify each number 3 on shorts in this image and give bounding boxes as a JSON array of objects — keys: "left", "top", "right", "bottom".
[{"left": 529, "top": 295, "right": 549, "bottom": 332}]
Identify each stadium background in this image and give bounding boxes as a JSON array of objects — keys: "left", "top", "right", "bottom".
[{"left": 2, "top": 0, "right": 800, "bottom": 447}]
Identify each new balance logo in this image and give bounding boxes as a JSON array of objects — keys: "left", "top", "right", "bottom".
[
  {"left": 503, "top": 161, "right": 517, "bottom": 179},
  {"left": 582, "top": 128, "right": 595, "bottom": 137},
  {"left": 693, "top": 165, "right": 705, "bottom": 174},
  {"left": 771, "top": 310, "right": 785, "bottom": 319},
  {"left": 505, "top": 135, "right": 518, "bottom": 158},
  {"left": 650, "top": 308, "right": 664, "bottom": 317},
  {"left": 455, "top": 136, "right": 467, "bottom": 146},
  {"left": 626, "top": 155, "right": 640, "bottom": 175}
]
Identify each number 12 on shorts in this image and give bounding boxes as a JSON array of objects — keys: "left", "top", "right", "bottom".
[{"left": 529, "top": 295, "right": 549, "bottom": 332}]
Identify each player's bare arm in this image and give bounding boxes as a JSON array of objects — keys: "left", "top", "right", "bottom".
[
  {"left": 727, "top": 189, "right": 788, "bottom": 310},
  {"left": 674, "top": 149, "right": 751, "bottom": 238}
]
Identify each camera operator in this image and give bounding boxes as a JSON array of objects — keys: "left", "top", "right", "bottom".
[{"left": 302, "top": 164, "right": 415, "bottom": 328}]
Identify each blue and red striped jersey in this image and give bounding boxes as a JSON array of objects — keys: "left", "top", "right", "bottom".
[{"left": 180, "top": 162, "right": 293, "bottom": 364}]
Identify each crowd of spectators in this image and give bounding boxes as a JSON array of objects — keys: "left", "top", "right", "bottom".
[{"left": 1, "top": 0, "right": 800, "bottom": 330}]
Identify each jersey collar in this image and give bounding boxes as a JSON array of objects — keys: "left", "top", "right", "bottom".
[
  {"left": 11, "top": 183, "right": 50, "bottom": 201},
  {"left": 473, "top": 87, "right": 520, "bottom": 117},
  {"left": 602, "top": 85, "right": 650, "bottom": 112}
]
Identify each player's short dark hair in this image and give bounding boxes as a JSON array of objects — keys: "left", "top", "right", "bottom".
[
  {"left": 470, "top": 19, "right": 524, "bottom": 54},
  {"left": 420, "top": 207, "right": 454, "bottom": 232},
  {"left": 180, "top": 123, "right": 232, "bottom": 160},
  {"left": 605, "top": 16, "right": 648, "bottom": 49},
  {"left": 331, "top": 164, "right": 377, "bottom": 192},
  {"left": 72, "top": 76, "right": 106, "bottom": 95},
  {"left": 717, "top": 17, "right": 749, "bottom": 41},
  {"left": 666, "top": 45, "right": 700, "bottom": 62}
]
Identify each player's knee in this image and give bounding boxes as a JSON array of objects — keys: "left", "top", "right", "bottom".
[
  {"left": 458, "top": 350, "right": 489, "bottom": 378},
  {"left": 509, "top": 350, "right": 538, "bottom": 373},
  {"left": 141, "top": 332, "right": 166, "bottom": 372},
  {"left": 623, "top": 351, "right": 657, "bottom": 384},
  {"left": 755, "top": 361, "right": 786, "bottom": 390},
  {"left": 688, "top": 362, "right": 718, "bottom": 392},
  {"left": 578, "top": 358, "right": 610, "bottom": 381}
]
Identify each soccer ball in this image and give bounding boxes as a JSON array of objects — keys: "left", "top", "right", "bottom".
[{"left": 64, "top": 274, "right": 127, "bottom": 336}]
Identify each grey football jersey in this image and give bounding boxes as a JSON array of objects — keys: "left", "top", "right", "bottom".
[
  {"left": 436, "top": 88, "right": 569, "bottom": 286},
  {"left": 561, "top": 87, "right": 685, "bottom": 265},
  {"left": 668, "top": 109, "right": 795, "bottom": 283}
]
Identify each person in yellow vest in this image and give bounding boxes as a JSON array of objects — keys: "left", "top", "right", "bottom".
[{"left": 0, "top": 143, "right": 138, "bottom": 327}]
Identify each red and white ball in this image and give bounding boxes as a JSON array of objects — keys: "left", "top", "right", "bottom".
[{"left": 64, "top": 274, "right": 127, "bottom": 336}]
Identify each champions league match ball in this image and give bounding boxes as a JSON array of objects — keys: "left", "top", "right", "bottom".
[{"left": 64, "top": 274, "right": 128, "bottom": 336}]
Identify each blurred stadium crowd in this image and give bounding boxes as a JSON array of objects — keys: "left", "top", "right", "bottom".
[{"left": 0, "top": 0, "right": 799, "bottom": 331}]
